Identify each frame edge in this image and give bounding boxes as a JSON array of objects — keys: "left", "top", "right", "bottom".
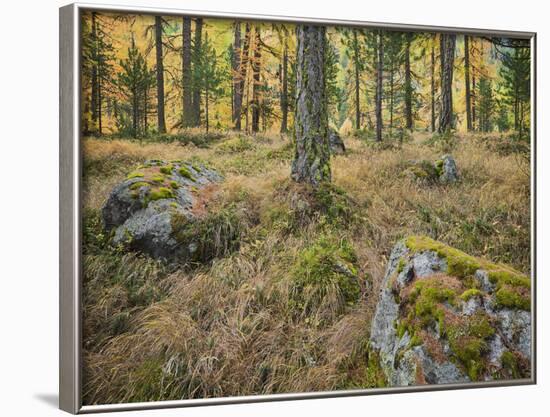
[{"left": 60, "top": 3, "right": 80, "bottom": 414}]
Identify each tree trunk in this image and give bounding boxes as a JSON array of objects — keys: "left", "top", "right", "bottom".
[
  {"left": 472, "top": 70, "right": 476, "bottom": 131},
  {"left": 251, "top": 27, "right": 261, "bottom": 133},
  {"left": 291, "top": 25, "right": 330, "bottom": 187},
  {"left": 144, "top": 84, "right": 149, "bottom": 132},
  {"left": 430, "top": 43, "right": 436, "bottom": 132},
  {"left": 91, "top": 12, "right": 98, "bottom": 129},
  {"left": 97, "top": 58, "right": 103, "bottom": 135},
  {"left": 404, "top": 33, "right": 413, "bottom": 130},
  {"left": 181, "top": 17, "right": 193, "bottom": 127},
  {"left": 375, "top": 31, "right": 384, "bottom": 142},
  {"left": 205, "top": 88, "right": 209, "bottom": 133},
  {"left": 438, "top": 33, "right": 456, "bottom": 133},
  {"left": 235, "top": 23, "right": 251, "bottom": 130},
  {"left": 192, "top": 18, "right": 203, "bottom": 127},
  {"left": 232, "top": 22, "right": 241, "bottom": 128},
  {"left": 280, "top": 39, "right": 289, "bottom": 133},
  {"left": 464, "top": 35, "right": 472, "bottom": 132},
  {"left": 389, "top": 60, "right": 394, "bottom": 136},
  {"left": 155, "top": 16, "right": 166, "bottom": 133},
  {"left": 354, "top": 30, "right": 361, "bottom": 130}
]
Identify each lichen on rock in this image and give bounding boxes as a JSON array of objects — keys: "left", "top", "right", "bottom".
[
  {"left": 101, "top": 160, "right": 237, "bottom": 263},
  {"left": 405, "top": 155, "right": 459, "bottom": 184},
  {"left": 370, "top": 236, "right": 531, "bottom": 386}
]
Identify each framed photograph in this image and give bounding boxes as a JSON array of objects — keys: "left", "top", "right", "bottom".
[{"left": 59, "top": 2, "right": 536, "bottom": 413}]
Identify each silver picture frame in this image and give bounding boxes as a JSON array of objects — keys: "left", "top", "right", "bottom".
[{"left": 59, "top": 2, "right": 537, "bottom": 414}]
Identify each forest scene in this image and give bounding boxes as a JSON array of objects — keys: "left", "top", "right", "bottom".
[{"left": 81, "top": 10, "right": 532, "bottom": 405}]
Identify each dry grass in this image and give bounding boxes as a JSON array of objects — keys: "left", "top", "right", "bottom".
[{"left": 82, "top": 131, "right": 530, "bottom": 404}]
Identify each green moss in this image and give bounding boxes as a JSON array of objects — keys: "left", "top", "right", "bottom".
[
  {"left": 169, "top": 180, "right": 179, "bottom": 189},
  {"left": 290, "top": 235, "right": 361, "bottom": 317},
  {"left": 171, "top": 207, "right": 244, "bottom": 262},
  {"left": 501, "top": 351, "right": 520, "bottom": 379},
  {"left": 365, "top": 349, "right": 388, "bottom": 388},
  {"left": 460, "top": 288, "right": 482, "bottom": 301},
  {"left": 129, "top": 181, "right": 150, "bottom": 191},
  {"left": 495, "top": 286, "right": 530, "bottom": 310},
  {"left": 445, "top": 311, "right": 495, "bottom": 381},
  {"left": 434, "top": 159, "right": 444, "bottom": 177},
  {"left": 313, "top": 182, "right": 354, "bottom": 225},
  {"left": 149, "top": 187, "right": 175, "bottom": 201},
  {"left": 159, "top": 164, "right": 173, "bottom": 175},
  {"left": 397, "top": 259, "right": 406, "bottom": 274},
  {"left": 127, "top": 171, "right": 144, "bottom": 180},
  {"left": 407, "top": 160, "right": 440, "bottom": 182},
  {"left": 405, "top": 236, "right": 530, "bottom": 311},
  {"left": 178, "top": 166, "right": 195, "bottom": 181},
  {"left": 410, "top": 279, "right": 458, "bottom": 328},
  {"left": 151, "top": 174, "right": 165, "bottom": 184}
]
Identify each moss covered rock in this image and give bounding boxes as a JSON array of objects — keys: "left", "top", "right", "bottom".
[
  {"left": 405, "top": 154, "right": 459, "bottom": 184},
  {"left": 102, "top": 160, "right": 229, "bottom": 262},
  {"left": 370, "top": 236, "right": 531, "bottom": 386}
]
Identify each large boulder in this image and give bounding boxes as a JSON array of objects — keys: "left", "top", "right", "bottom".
[
  {"left": 370, "top": 236, "right": 531, "bottom": 386},
  {"left": 102, "top": 159, "right": 227, "bottom": 262},
  {"left": 329, "top": 129, "right": 346, "bottom": 155}
]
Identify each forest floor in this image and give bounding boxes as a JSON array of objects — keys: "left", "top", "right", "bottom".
[{"left": 81, "top": 130, "right": 531, "bottom": 404}]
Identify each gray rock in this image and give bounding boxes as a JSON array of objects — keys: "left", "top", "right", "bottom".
[
  {"left": 102, "top": 160, "right": 223, "bottom": 261},
  {"left": 497, "top": 309, "right": 531, "bottom": 358},
  {"left": 370, "top": 237, "right": 531, "bottom": 386},
  {"left": 438, "top": 154, "right": 459, "bottom": 183},
  {"left": 328, "top": 129, "right": 346, "bottom": 155},
  {"left": 475, "top": 269, "right": 496, "bottom": 293}
]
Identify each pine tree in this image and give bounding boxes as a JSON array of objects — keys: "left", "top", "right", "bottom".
[
  {"left": 193, "top": 33, "right": 227, "bottom": 133},
  {"left": 498, "top": 43, "right": 530, "bottom": 138},
  {"left": 82, "top": 12, "right": 114, "bottom": 135},
  {"left": 116, "top": 36, "right": 156, "bottom": 137}
]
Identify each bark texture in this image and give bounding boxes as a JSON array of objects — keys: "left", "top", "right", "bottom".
[
  {"left": 375, "top": 31, "right": 384, "bottom": 142},
  {"left": 464, "top": 35, "right": 472, "bottom": 131},
  {"left": 439, "top": 33, "right": 456, "bottom": 133},
  {"left": 192, "top": 18, "right": 203, "bottom": 126},
  {"left": 404, "top": 33, "right": 413, "bottom": 130},
  {"left": 181, "top": 17, "right": 193, "bottom": 127},
  {"left": 155, "top": 16, "right": 166, "bottom": 133},
  {"left": 291, "top": 25, "right": 330, "bottom": 187}
]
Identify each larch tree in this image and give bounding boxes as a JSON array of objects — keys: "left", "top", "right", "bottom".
[
  {"left": 154, "top": 16, "right": 166, "bottom": 133},
  {"left": 291, "top": 25, "right": 330, "bottom": 187},
  {"left": 438, "top": 33, "right": 456, "bottom": 133}
]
